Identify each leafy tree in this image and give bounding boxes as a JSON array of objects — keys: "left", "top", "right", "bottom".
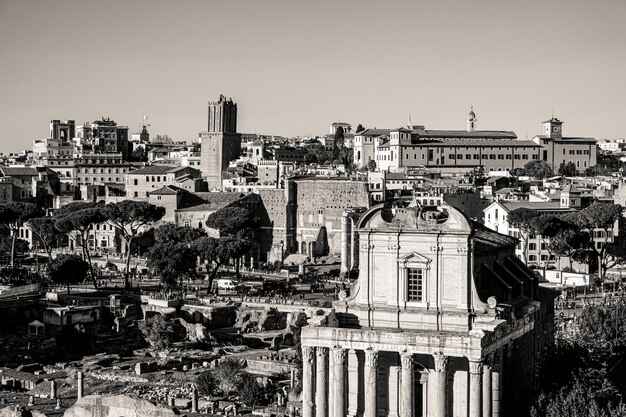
[
  {"left": 237, "top": 372, "right": 264, "bottom": 408},
  {"left": 356, "top": 124, "right": 365, "bottom": 133},
  {"left": 194, "top": 237, "right": 236, "bottom": 290},
  {"left": 310, "top": 147, "right": 332, "bottom": 165},
  {"left": 0, "top": 202, "right": 44, "bottom": 267},
  {"left": 47, "top": 254, "right": 89, "bottom": 294},
  {"left": 196, "top": 358, "right": 247, "bottom": 396},
  {"left": 524, "top": 160, "right": 555, "bottom": 179},
  {"left": 54, "top": 207, "right": 107, "bottom": 287},
  {"left": 54, "top": 201, "right": 101, "bottom": 218},
  {"left": 573, "top": 203, "right": 624, "bottom": 280},
  {"left": 559, "top": 161, "right": 578, "bottom": 177},
  {"left": 205, "top": 206, "right": 256, "bottom": 237},
  {"left": 195, "top": 369, "right": 218, "bottom": 396},
  {"left": 333, "top": 126, "right": 345, "bottom": 159},
  {"left": 139, "top": 314, "right": 179, "bottom": 350},
  {"left": 154, "top": 223, "right": 206, "bottom": 244},
  {"left": 0, "top": 236, "right": 29, "bottom": 259},
  {"left": 147, "top": 242, "right": 198, "bottom": 287},
  {"left": 549, "top": 228, "right": 589, "bottom": 271},
  {"left": 28, "top": 217, "right": 64, "bottom": 259},
  {"left": 367, "top": 160, "right": 377, "bottom": 172},
  {"left": 587, "top": 154, "right": 626, "bottom": 177},
  {"left": 508, "top": 208, "right": 540, "bottom": 264},
  {"left": 578, "top": 302, "right": 626, "bottom": 352},
  {"left": 102, "top": 201, "right": 166, "bottom": 289},
  {"left": 130, "top": 146, "right": 147, "bottom": 162},
  {"left": 532, "top": 214, "right": 567, "bottom": 274}
]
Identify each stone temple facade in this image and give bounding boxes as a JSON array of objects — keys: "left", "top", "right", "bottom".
[{"left": 300, "top": 199, "right": 556, "bottom": 417}]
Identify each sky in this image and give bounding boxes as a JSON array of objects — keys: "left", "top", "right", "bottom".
[{"left": 0, "top": 0, "right": 625, "bottom": 153}]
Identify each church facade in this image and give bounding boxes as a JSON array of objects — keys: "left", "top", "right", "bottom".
[{"left": 300, "top": 200, "right": 556, "bottom": 417}]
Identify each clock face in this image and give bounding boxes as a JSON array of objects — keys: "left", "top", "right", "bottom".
[{"left": 553, "top": 127, "right": 560, "bottom": 132}]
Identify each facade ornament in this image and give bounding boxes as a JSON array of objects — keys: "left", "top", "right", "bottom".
[
  {"left": 364, "top": 349, "right": 379, "bottom": 368},
  {"left": 468, "top": 359, "right": 483, "bottom": 375},
  {"left": 400, "top": 352, "right": 415, "bottom": 370},
  {"left": 316, "top": 347, "right": 329, "bottom": 359},
  {"left": 302, "top": 346, "right": 315, "bottom": 364},
  {"left": 434, "top": 353, "right": 449, "bottom": 373},
  {"left": 332, "top": 347, "right": 347, "bottom": 365}
]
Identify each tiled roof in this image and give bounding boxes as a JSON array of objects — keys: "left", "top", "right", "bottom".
[
  {"left": 357, "top": 129, "right": 391, "bottom": 137},
  {"left": 0, "top": 167, "right": 39, "bottom": 176},
  {"left": 176, "top": 202, "right": 233, "bottom": 212},
  {"left": 409, "top": 139, "right": 538, "bottom": 147},
  {"left": 195, "top": 192, "right": 248, "bottom": 203},
  {"left": 150, "top": 185, "right": 184, "bottom": 195},
  {"left": 500, "top": 201, "right": 570, "bottom": 212},
  {"left": 411, "top": 130, "right": 517, "bottom": 139},
  {"left": 127, "top": 165, "right": 179, "bottom": 175},
  {"left": 472, "top": 222, "right": 518, "bottom": 249}
]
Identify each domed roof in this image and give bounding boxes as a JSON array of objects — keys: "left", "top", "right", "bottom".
[{"left": 468, "top": 106, "right": 476, "bottom": 120}]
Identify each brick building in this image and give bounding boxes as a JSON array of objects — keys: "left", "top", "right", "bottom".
[
  {"left": 125, "top": 165, "right": 203, "bottom": 199},
  {"left": 199, "top": 95, "right": 242, "bottom": 190}
]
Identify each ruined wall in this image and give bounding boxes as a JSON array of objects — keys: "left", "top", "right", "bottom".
[
  {"left": 63, "top": 394, "right": 175, "bottom": 417},
  {"left": 294, "top": 179, "right": 369, "bottom": 257},
  {"left": 258, "top": 188, "right": 289, "bottom": 263}
]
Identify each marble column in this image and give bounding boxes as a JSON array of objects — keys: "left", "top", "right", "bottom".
[
  {"left": 401, "top": 352, "right": 415, "bottom": 417},
  {"left": 492, "top": 351, "right": 502, "bottom": 417},
  {"left": 364, "top": 349, "right": 379, "bottom": 417},
  {"left": 316, "top": 347, "right": 329, "bottom": 417},
  {"left": 433, "top": 354, "right": 448, "bottom": 417},
  {"left": 302, "top": 346, "right": 316, "bottom": 417},
  {"left": 419, "top": 372, "right": 429, "bottom": 417},
  {"left": 332, "top": 347, "right": 347, "bottom": 417},
  {"left": 77, "top": 371, "right": 84, "bottom": 399},
  {"left": 191, "top": 388, "right": 198, "bottom": 413},
  {"left": 469, "top": 360, "right": 483, "bottom": 417},
  {"left": 482, "top": 361, "right": 492, "bottom": 417},
  {"left": 340, "top": 214, "right": 350, "bottom": 273}
]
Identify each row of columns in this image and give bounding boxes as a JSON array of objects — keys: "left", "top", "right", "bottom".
[{"left": 302, "top": 346, "right": 504, "bottom": 417}]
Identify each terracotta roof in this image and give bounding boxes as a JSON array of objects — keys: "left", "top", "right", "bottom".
[
  {"left": 150, "top": 185, "right": 184, "bottom": 195},
  {"left": 195, "top": 192, "right": 248, "bottom": 203},
  {"left": 410, "top": 139, "right": 538, "bottom": 147},
  {"left": 410, "top": 129, "right": 517, "bottom": 139},
  {"left": 500, "top": 201, "right": 570, "bottom": 212},
  {"left": 356, "top": 129, "right": 391, "bottom": 137},
  {"left": 472, "top": 222, "right": 518, "bottom": 250},
  {"left": 0, "top": 167, "right": 39, "bottom": 176},
  {"left": 176, "top": 202, "right": 232, "bottom": 212},
  {"left": 128, "top": 165, "right": 189, "bottom": 175}
]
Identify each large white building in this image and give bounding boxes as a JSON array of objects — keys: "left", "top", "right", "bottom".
[{"left": 301, "top": 199, "right": 555, "bottom": 417}]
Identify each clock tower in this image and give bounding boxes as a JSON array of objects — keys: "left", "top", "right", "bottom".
[{"left": 543, "top": 117, "right": 563, "bottom": 139}]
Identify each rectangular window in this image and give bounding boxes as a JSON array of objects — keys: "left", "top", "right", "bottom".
[{"left": 407, "top": 268, "right": 423, "bottom": 302}]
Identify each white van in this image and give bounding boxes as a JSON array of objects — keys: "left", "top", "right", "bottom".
[{"left": 216, "top": 279, "right": 238, "bottom": 293}]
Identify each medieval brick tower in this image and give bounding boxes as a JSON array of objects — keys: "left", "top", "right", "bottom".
[{"left": 200, "top": 95, "right": 241, "bottom": 189}]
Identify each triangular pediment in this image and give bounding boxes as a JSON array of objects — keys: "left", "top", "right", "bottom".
[{"left": 397, "top": 252, "right": 431, "bottom": 264}]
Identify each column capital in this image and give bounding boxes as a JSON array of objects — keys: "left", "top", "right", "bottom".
[
  {"left": 364, "top": 349, "right": 379, "bottom": 368},
  {"left": 332, "top": 347, "right": 347, "bottom": 365},
  {"left": 316, "top": 346, "right": 329, "bottom": 359},
  {"left": 468, "top": 359, "right": 483, "bottom": 375},
  {"left": 401, "top": 351, "right": 415, "bottom": 370},
  {"left": 302, "top": 346, "right": 316, "bottom": 364},
  {"left": 433, "top": 353, "right": 449, "bottom": 373}
]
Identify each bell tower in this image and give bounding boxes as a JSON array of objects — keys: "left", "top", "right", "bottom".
[
  {"left": 543, "top": 117, "right": 563, "bottom": 139},
  {"left": 466, "top": 106, "right": 477, "bottom": 132}
]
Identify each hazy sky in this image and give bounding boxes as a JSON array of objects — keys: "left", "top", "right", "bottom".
[{"left": 1, "top": 0, "right": 625, "bottom": 153}]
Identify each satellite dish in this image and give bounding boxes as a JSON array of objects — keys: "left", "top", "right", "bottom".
[{"left": 487, "top": 296, "right": 498, "bottom": 309}]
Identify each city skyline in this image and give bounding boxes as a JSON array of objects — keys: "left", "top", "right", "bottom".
[{"left": 1, "top": 0, "right": 625, "bottom": 153}]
